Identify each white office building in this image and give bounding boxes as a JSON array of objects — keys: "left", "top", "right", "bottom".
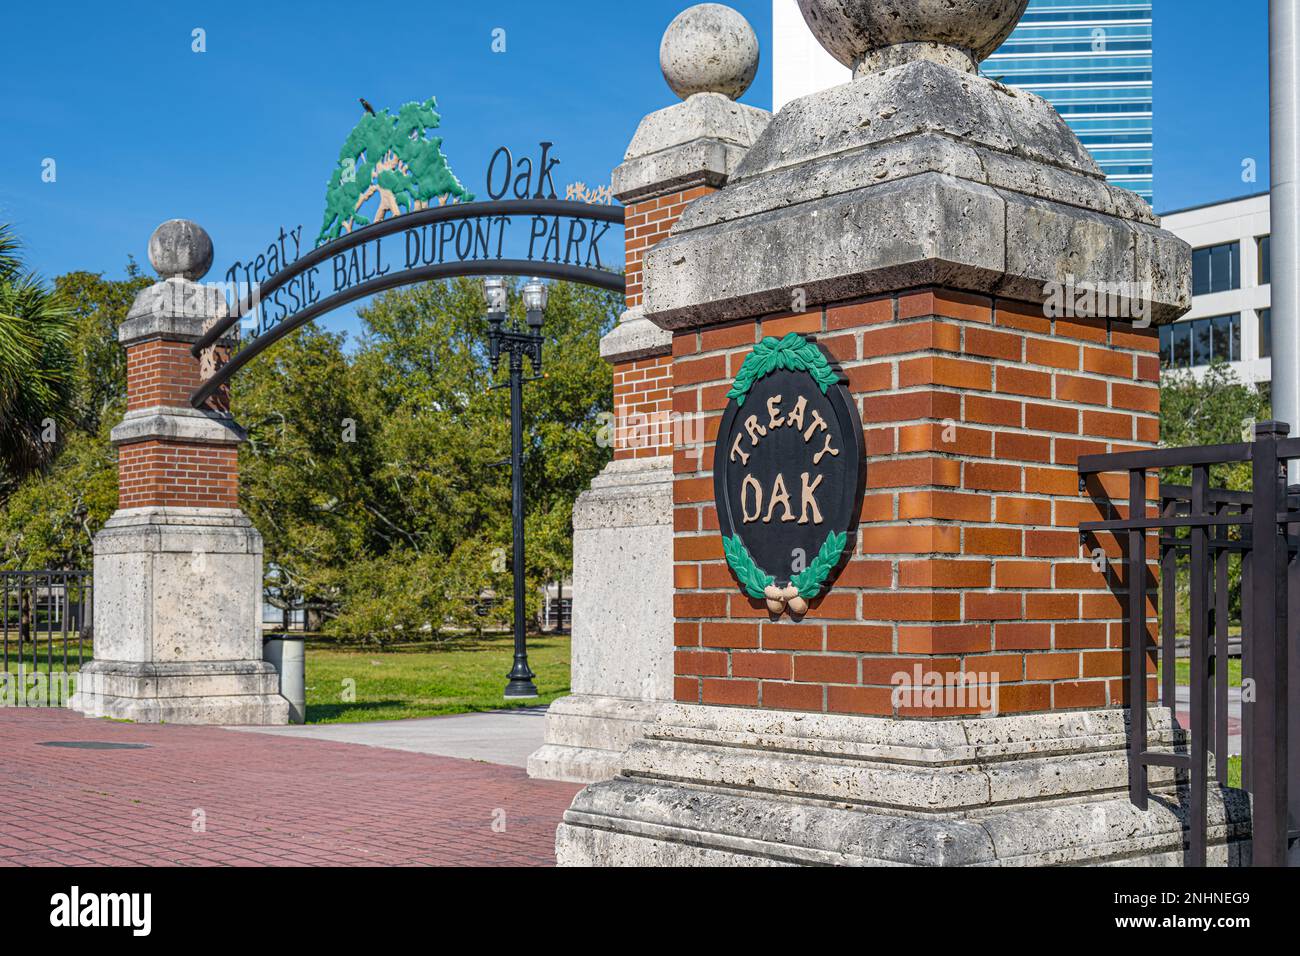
[
  {"left": 1159, "top": 193, "right": 1272, "bottom": 387},
  {"left": 772, "top": 0, "right": 851, "bottom": 111}
]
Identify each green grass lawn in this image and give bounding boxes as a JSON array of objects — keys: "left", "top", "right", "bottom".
[
  {"left": 2, "top": 656, "right": 92, "bottom": 673},
  {"left": 1160, "top": 658, "right": 1243, "bottom": 687},
  {"left": 2, "top": 631, "right": 92, "bottom": 670},
  {"left": 2, "top": 633, "right": 570, "bottom": 724},
  {"left": 2, "top": 644, "right": 93, "bottom": 677},
  {"left": 1228, "top": 756, "right": 1242, "bottom": 789},
  {"left": 304, "top": 633, "right": 571, "bottom": 723},
  {"left": 2, "top": 648, "right": 88, "bottom": 707}
]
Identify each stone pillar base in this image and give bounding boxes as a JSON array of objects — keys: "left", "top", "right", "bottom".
[
  {"left": 72, "top": 506, "right": 290, "bottom": 726},
  {"left": 527, "top": 695, "right": 666, "bottom": 783},
  {"left": 528, "top": 457, "right": 674, "bottom": 782},
  {"left": 556, "top": 705, "right": 1251, "bottom": 866},
  {"left": 70, "top": 660, "right": 289, "bottom": 725}
]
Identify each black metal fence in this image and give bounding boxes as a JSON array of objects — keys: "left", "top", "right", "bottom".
[
  {"left": 543, "top": 597, "right": 572, "bottom": 634},
  {"left": 0, "top": 570, "right": 92, "bottom": 707},
  {"left": 1078, "top": 421, "right": 1298, "bottom": 866}
]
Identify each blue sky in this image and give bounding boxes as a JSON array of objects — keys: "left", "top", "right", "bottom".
[
  {"left": 1154, "top": 0, "right": 1270, "bottom": 213},
  {"left": 0, "top": 2, "right": 768, "bottom": 293},
  {"left": 0, "top": 0, "right": 1273, "bottom": 338}
]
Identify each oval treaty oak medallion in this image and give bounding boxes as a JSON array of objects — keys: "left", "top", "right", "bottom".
[{"left": 713, "top": 332, "right": 866, "bottom": 618}]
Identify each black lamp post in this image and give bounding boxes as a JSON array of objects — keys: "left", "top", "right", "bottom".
[{"left": 484, "top": 276, "right": 546, "bottom": 699}]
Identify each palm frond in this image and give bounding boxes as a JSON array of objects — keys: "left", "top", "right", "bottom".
[
  {"left": 0, "top": 225, "right": 76, "bottom": 490},
  {"left": 0, "top": 223, "right": 21, "bottom": 285}
]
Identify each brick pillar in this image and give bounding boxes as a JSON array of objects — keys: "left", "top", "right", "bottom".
[
  {"left": 556, "top": 2, "right": 1251, "bottom": 867},
  {"left": 670, "top": 289, "right": 1161, "bottom": 716},
  {"left": 118, "top": 336, "right": 238, "bottom": 509},
  {"left": 70, "top": 219, "right": 289, "bottom": 726},
  {"left": 610, "top": 186, "right": 716, "bottom": 461},
  {"left": 526, "top": 5, "right": 770, "bottom": 783}
]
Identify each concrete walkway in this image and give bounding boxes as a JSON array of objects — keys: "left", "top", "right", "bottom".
[
  {"left": 1173, "top": 686, "right": 1242, "bottom": 756},
  {"left": 228, "top": 706, "right": 549, "bottom": 768}
]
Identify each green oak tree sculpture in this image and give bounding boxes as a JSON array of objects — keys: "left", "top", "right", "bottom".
[{"left": 316, "top": 97, "right": 475, "bottom": 246}]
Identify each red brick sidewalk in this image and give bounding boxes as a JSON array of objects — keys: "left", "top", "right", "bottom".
[{"left": 0, "top": 709, "right": 580, "bottom": 866}]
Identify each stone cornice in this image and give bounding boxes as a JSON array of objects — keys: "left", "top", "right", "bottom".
[
  {"left": 613, "top": 92, "right": 771, "bottom": 204},
  {"left": 110, "top": 406, "right": 246, "bottom": 447},
  {"left": 120, "top": 278, "right": 238, "bottom": 347},
  {"left": 600, "top": 306, "right": 673, "bottom": 364},
  {"left": 640, "top": 61, "right": 1189, "bottom": 330}
]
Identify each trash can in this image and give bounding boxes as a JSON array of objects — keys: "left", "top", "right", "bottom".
[{"left": 263, "top": 634, "right": 306, "bottom": 724}]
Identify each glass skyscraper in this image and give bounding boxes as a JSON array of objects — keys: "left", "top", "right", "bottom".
[{"left": 982, "top": 0, "right": 1154, "bottom": 203}]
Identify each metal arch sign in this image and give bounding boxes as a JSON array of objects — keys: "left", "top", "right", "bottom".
[
  {"left": 188, "top": 98, "right": 624, "bottom": 409},
  {"left": 188, "top": 199, "right": 623, "bottom": 408},
  {"left": 713, "top": 334, "right": 865, "bottom": 619}
]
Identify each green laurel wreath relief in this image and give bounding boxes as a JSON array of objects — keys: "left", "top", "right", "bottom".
[
  {"left": 722, "top": 535, "right": 774, "bottom": 600},
  {"left": 726, "top": 332, "right": 841, "bottom": 406},
  {"left": 790, "top": 531, "right": 848, "bottom": 599},
  {"left": 722, "top": 531, "right": 847, "bottom": 601}
]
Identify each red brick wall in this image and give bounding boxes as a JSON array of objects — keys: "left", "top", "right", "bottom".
[
  {"left": 126, "top": 340, "right": 204, "bottom": 411},
  {"left": 671, "top": 288, "right": 1160, "bottom": 716},
  {"left": 118, "top": 440, "right": 238, "bottom": 509},
  {"left": 118, "top": 336, "right": 238, "bottom": 510},
  {"left": 623, "top": 186, "right": 715, "bottom": 309},
  {"left": 613, "top": 354, "right": 673, "bottom": 460},
  {"left": 610, "top": 184, "right": 718, "bottom": 459}
]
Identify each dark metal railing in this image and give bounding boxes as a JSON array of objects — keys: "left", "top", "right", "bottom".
[
  {"left": 1078, "top": 421, "right": 1297, "bottom": 867},
  {"left": 0, "top": 570, "right": 93, "bottom": 707},
  {"left": 543, "top": 597, "right": 572, "bottom": 634}
]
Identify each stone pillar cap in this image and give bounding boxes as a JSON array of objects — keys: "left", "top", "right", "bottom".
[
  {"left": 120, "top": 278, "right": 235, "bottom": 347},
  {"left": 612, "top": 93, "right": 770, "bottom": 204},
  {"left": 798, "top": 0, "right": 1028, "bottom": 77},
  {"left": 601, "top": 306, "right": 673, "bottom": 364},
  {"left": 661, "top": 4, "right": 759, "bottom": 100},
  {"left": 149, "top": 219, "right": 214, "bottom": 281},
  {"left": 605, "top": 3, "right": 770, "bottom": 365},
  {"left": 638, "top": 53, "right": 1190, "bottom": 330},
  {"left": 110, "top": 405, "right": 246, "bottom": 447},
  {"left": 123, "top": 218, "right": 233, "bottom": 348},
  {"left": 615, "top": 5, "right": 771, "bottom": 204}
]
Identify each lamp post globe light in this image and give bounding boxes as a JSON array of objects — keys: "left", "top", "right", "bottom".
[
  {"left": 484, "top": 275, "right": 507, "bottom": 316},
  {"left": 483, "top": 277, "right": 546, "bottom": 699},
  {"left": 522, "top": 278, "right": 549, "bottom": 322}
]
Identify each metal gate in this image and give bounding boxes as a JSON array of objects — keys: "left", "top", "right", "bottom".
[
  {"left": 0, "top": 570, "right": 92, "bottom": 708},
  {"left": 1078, "top": 421, "right": 1297, "bottom": 866}
]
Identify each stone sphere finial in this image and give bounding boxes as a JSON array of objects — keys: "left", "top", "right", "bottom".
[
  {"left": 660, "top": 4, "right": 760, "bottom": 101},
  {"left": 148, "top": 219, "right": 214, "bottom": 281},
  {"left": 798, "top": 0, "right": 1028, "bottom": 77}
]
